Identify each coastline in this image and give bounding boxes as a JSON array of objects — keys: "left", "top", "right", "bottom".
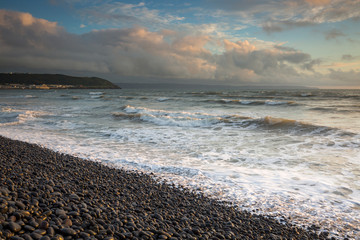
[{"left": 0, "top": 136, "right": 333, "bottom": 239}]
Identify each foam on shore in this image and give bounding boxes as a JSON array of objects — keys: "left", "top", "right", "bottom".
[{"left": 0, "top": 136, "right": 332, "bottom": 240}]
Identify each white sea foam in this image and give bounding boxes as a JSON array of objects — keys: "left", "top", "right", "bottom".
[
  {"left": 1, "top": 89, "right": 360, "bottom": 239},
  {"left": 116, "top": 105, "right": 225, "bottom": 127},
  {"left": 265, "top": 100, "right": 296, "bottom": 105},
  {"left": 240, "top": 100, "right": 255, "bottom": 105},
  {"left": 114, "top": 106, "right": 359, "bottom": 141},
  {"left": 1, "top": 126, "right": 359, "bottom": 238},
  {"left": 300, "top": 93, "right": 312, "bottom": 97},
  {"left": 0, "top": 107, "right": 50, "bottom": 126},
  {"left": 90, "top": 95, "right": 104, "bottom": 99},
  {"left": 157, "top": 97, "right": 171, "bottom": 102}
]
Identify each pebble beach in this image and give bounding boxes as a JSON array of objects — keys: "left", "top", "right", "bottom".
[{"left": 0, "top": 135, "right": 334, "bottom": 240}]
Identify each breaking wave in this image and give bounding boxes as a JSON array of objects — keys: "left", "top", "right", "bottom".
[
  {"left": 112, "top": 105, "right": 355, "bottom": 137},
  {"left": 0, "top": 107, "right": 50, "bottom": 126},
  {"left": 204, "top": 99, "right": 298, "bottom": 106}
]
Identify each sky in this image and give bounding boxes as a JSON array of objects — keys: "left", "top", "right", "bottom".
[{"left": 0, "top": 0, "right": 359, "bottom": 88}]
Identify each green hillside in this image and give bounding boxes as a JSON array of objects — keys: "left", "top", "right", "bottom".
[{"left": 0, "top": 73, "right": 120, "bottom": 89}]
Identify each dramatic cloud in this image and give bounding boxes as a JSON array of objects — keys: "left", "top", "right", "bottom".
[
  {"left": 215, "top": 40, "right": 316, "bottom": 84},
  {"left": 0, "top": 10, "right": 358, "bottom": 87},
  {"left": 0, "top": 10, "right": 213, "bottom": 79},
  {"left": 0, "top": 10, "right": 61, "bottom": 48},
  {"left": 0, "top": 10, "right": 110, "bottom": 73}
]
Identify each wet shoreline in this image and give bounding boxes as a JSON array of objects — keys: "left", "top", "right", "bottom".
[{"left": 0, "top": 136, "right": 335, "bottom": 239}]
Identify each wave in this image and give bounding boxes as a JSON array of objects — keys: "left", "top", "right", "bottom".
[
  {"left": 265, "top": 100, "right": 297, "bottom": 105},
  {"left": 0, "top": 107, "right": 50, "bottom": 126},
  {"left": 113, "top": 106, "right": 226, "bottom": 127},
  {"left": 189, "top": 92, "right": 280, "bottom": 100},
  {"left": 313, "top": 91, "right": 360, "bottom": 100},
  {"left": 156, "top": 97, "right": 170, "bottom": 102},
  {"left": 254, "top": 116, "right": 330, "bottom": 133},
  {"left": 189, "top": 91, "right": 222, "bottom": 97},
  {"left": 118, "top": 96, "right": 135, "bottom": 100},
  {"left": 90, "top": 95, "right": 104, "bottom": 99},
  {"left": 310, "top": 107, "right": 360, "bottom": 114},
  {"left": 89, "top": 91, "right": 104, "bottom": 95},
  {"left": 0, "top": 110, "right": 20, "bottom": 126},
  {"left": 188, "top": 90, "right": 360, "bottom": 102},
  {"left": 204, "top": 99, "right": 298, "bottom": 106},
  {"left": 112, "top": 105, "right": 356, "bottom": 137},
  {"left": 25, "top": 95, "right": 38, "bottom": 98},
  {"left": 310, "top": 107, "right": 337, "bottom": 112}
]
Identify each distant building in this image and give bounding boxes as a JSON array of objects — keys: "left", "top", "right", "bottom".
[{"left": 36, "top": 84, "right": 50, "bottom": 89}]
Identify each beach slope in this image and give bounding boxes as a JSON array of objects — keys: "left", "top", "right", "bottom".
[{"left": 0, "top": 136, "right": 328, "bottom": 239}]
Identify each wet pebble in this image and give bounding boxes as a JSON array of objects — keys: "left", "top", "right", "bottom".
[
  {"left": 39, "top": 221, "right": 49, "bottom": 230},
  {"left": 8, "top": 222, "right": 22, "bottom": 232},
  {"left": 60, "top": 228, "right": 76, "bottom": 236},
  {"left": 0, "top": 136, "right": 329, "bottom": 240}
]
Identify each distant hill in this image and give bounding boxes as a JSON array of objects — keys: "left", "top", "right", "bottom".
[{"left": 0, "top": 73, "right": 120, "bottom": 89}]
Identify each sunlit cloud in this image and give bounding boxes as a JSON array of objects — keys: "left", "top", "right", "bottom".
[
  {"left": 0, "top": 9, "right": 359, "bottom": 87},
  {"left": 322, "top": 61, "right": 360, "bottom": 70}
]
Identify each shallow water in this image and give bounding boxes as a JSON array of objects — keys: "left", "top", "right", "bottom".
[{"left": 1, "top": 88, "right": 359, "bottom": 238}]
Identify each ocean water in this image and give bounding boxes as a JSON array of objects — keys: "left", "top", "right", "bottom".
[{"left": 1, "top": 88, "right": 359, "bottom": 238}]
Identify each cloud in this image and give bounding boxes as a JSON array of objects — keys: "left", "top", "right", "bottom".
[
  {"left": 324, "top": 28, "right": 345, "bottom": 40},
  {"left": 0, "top": 10, "right": 214, "bottom": 79},
  {"left": 302, "top": 59, "right": 322, "bottom": 71},
  {"left": 263, "top": 0, "right": 360, "bottom": 33},
  {"left": 327, "top": 69, "right": 360, "bottom": 86},
  {"left": 205, "top": 0, "right": 360, "bottom": 33},
  {"left": 0, "top": 10, "right": 63, "bottom": 48},
  {"left": 214, "top": 40, "right": 318, "bottom": 84},
  {"left": 305, "top": 0, "right": 331, "bottom": 6},
  {"left": 0, "top": 10, "right": 109, "bottom": 73},
  {"left": 342, "top": 54, "right": 356, "bottom": 61},
  {"left": 80, "top": 1, "right": 183, "bottom": 29},
  {"left": 262, "top": 20, "right": 314, "bottom": 33},
  {"left": 347, "top": 37, "right": 360, "bottom": 44},
  {"left": 0, "top": 10, "right": 359, "bottom": 87}
]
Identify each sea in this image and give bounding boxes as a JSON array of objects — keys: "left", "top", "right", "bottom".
[{"left": 0, "top": 87, "right": 359, "bottom": 239}]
